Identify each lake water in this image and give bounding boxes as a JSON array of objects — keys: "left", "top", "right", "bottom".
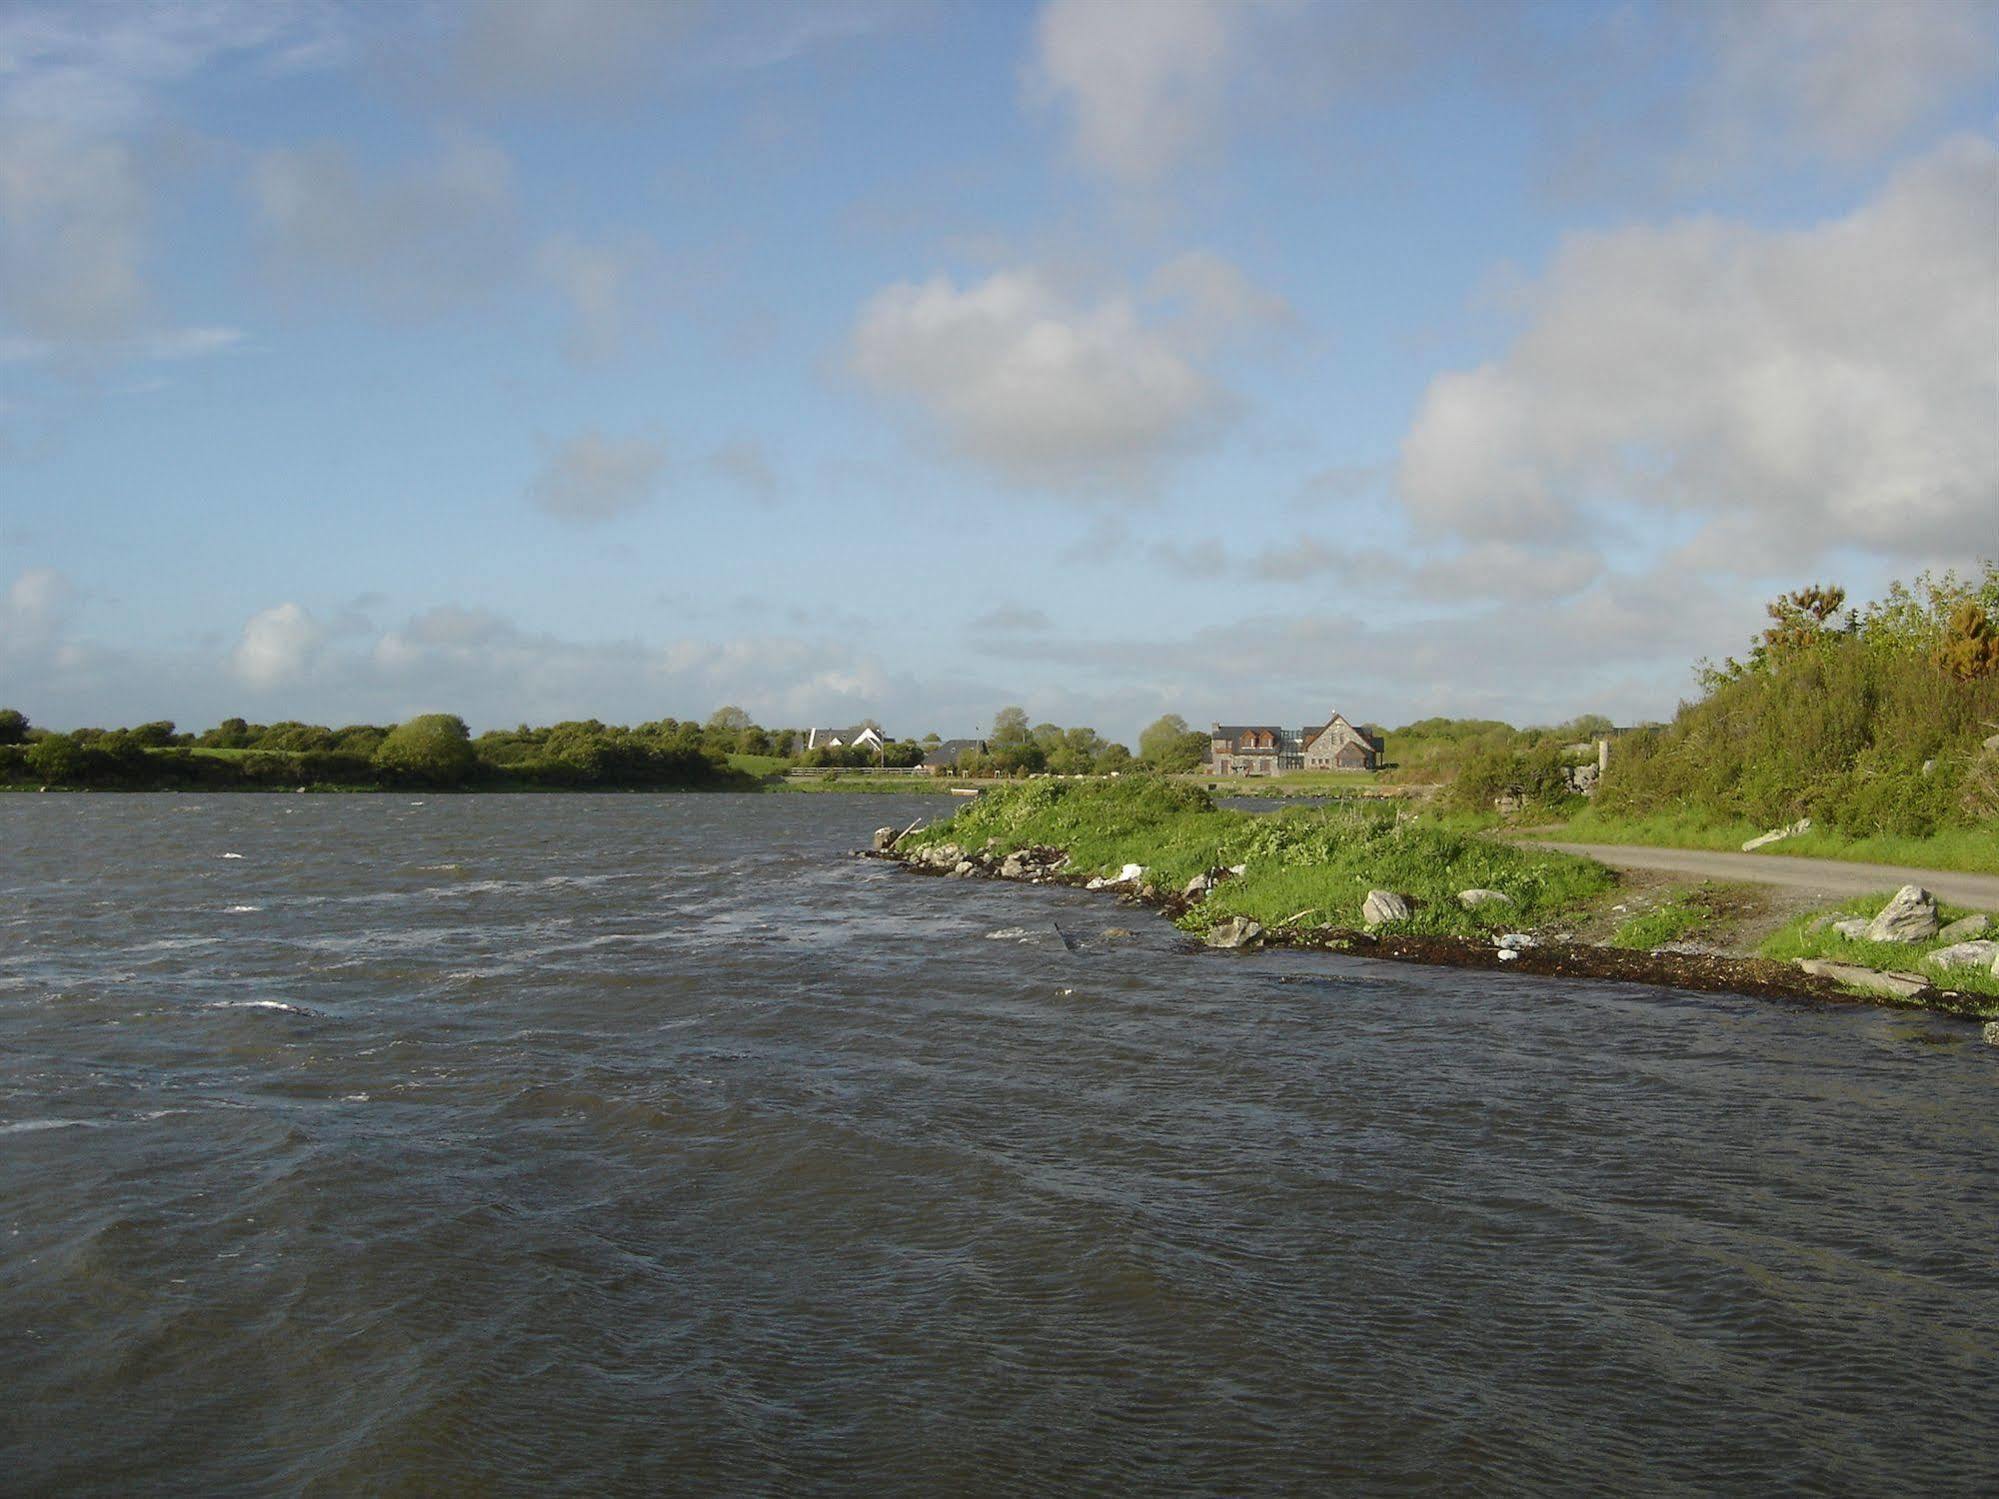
[{"left": 4, "top": 793, "right": 1995, "bottom": 1494}]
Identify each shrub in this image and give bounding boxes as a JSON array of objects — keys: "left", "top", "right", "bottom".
[{"left": 374, "top": 714, "right": 477, "bottom": 786}]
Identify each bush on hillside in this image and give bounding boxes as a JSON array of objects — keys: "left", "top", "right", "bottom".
[{"left": 1596, "top": 566, "right": 1999, "bottom": 837}]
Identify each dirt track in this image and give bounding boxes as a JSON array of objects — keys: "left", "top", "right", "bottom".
[{"left": 1521, "top": 842, "right": 1999, "bottom": 911}]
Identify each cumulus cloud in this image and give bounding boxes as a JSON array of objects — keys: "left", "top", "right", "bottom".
[
  {"left": 1398, "top": 133, "right": 1999, "bottom": 570},
  {"left": 251, "top": 132, "right": 516, "bottom": 317},
  {"left": 231, "top": 602, "right": 325, "bottom": 688},
  {"left": 527, "top": 431, "right": 668, "bottom": 523},
  {"left": 1687, "top": 0, "right": 1999, "bottom": 174},
  {"left": 1028, "top": 0, "right": 1275, "bottom": 183},
  {"left": 851, "top": 263, "right": 1272, "bottom": 489}
]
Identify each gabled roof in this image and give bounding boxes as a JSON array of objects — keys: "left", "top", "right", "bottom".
[
  {"left": 923, "top": 737, "right": 985, "bottom": 765},
  {"left": 1304, "top": 713, "right": 1383, "bottom": 751},
  {"left": 1211, "top": 724, "right": 1286, "bottom": 743},
  {"left": 807, "top": 724, "right": 885, "bottom": 748}
]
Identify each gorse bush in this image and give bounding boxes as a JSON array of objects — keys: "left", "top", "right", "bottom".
[{"left": 1596, "top": 566, "right": 1999, "bottom": 837}]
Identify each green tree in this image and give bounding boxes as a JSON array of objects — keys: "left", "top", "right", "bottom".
[
  {"left": 990, "top": 706, "right": 1031, "bottom": 750},
  {"left": 1093, "top": 742, "right": 1135, "bottom": 774},
  {"left": 706, "top": 705, "right": 752, "bottom": 734},
  {"left": 373, "top": 714, "right": 476, "bottom": 785},
  {"left": 26, "top": 735, "right": 84, "bottom": 783},
  {"left": 0, "top": 708, "right": 28, "bottom": 745},
  {"left": 1139, "top": 714, "right": 1207, "bottom": 771}
]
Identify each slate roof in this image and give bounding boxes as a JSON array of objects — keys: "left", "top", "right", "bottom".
[{"left": 923, "top": 737, "right": 986, "bottom": 767}]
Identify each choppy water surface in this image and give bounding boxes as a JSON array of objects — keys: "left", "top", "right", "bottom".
[{"left": 3, "top": 794, "right": 1995, "bottom": 1494}]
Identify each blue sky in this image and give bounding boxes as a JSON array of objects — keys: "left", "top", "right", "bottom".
[{"left": 3, "top": 0, "right": 1995, "bottom": 741}]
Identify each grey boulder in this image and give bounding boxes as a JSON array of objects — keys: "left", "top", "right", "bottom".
[
  {"left": 1936, "top": 913, "right": 1990, "bottom": 943},
  {"left": 1923, "top": 940, "right": 1999, "bottom": 972},
  {"left": 1459, "top": 888, "right": 1512, "bottom": 910},
  {"left": 1862, "top": 885, "right": 1939, "bottom": 943},
  {"left": 1205, "top": 916, "right": 1263, "bottom": 950},
  {"left": 1794, "top": 958, "right": 1929, "bottom": 998},
  {"left": 1362, "top": 890, "right": 1411, "bottom": 927}
]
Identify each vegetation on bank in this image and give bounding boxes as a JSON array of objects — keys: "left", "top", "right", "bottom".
[
  {"left": 1758, "top": 895, "right": 1999, "bottom": 1001},
  {"left": 1452, "top": 569, "right": 1999, "bottom": 840},
  {"left": 1593, "top": 569, "right": 1999, "bottom": 839},
  {"left": 901, "top": 778, "right": 1614, "bottom": 940},
  {"left": 1607, "top": 889, "right": 1714, "bottom": 950}
]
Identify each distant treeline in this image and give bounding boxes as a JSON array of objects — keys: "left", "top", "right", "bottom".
[
  {"left": 0, "top": 703, "right": 1150, "bottom": 791},
  {"left": 0, "top": 711, "right": 754, "bottom": 792}
]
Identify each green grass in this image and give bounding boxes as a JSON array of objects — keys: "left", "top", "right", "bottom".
[
  {"left": 905, "top": 778, "right": 1614, "bottom": 939},
  {"left": 1541, "top": 807, "right": 1999, "bottom": 875},
  {"left": 1184, "top": 769, "right": 1398, "bottom": 798},
  {"left": 1608, "top": 889, "right": 1711, "bottom": 950},
  {"left": 1758, "top": 892, "right": 1999, "bottom": 1009},
  {"left": 776, "top": 774, "right": 977, "bottom": 795},
  {"left": 726, "top": 753, "right": 790, "bottom": 776}
]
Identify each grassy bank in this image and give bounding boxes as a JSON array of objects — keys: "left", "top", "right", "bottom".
[
  {"left": 774, "top": 773, "right": 980, "bottom": 794},
  {"left": 1536, "top": 807, "right": 1999, "bottom": 875},
  {"left": 1759, "top": 894, "right": 1999, "bottom": 1000},
  {"left": 1183, "top": 769, "right": 1410, "bottom": 798},
  {"left": 902, "top": 779, "right": 1614, "bottom": 940}
]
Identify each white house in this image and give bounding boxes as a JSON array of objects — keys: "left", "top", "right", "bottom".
[{"left": 806, "top": 725, "right": 886, "bottom": 754}]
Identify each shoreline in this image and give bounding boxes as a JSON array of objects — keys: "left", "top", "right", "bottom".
[{"left": 867, "top": 843, "right": 1999, "bottom": 1026}]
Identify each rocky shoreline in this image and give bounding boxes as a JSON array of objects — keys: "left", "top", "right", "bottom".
[{"left": 865, "top": 831, "right": 1999, "bottom": 1031}]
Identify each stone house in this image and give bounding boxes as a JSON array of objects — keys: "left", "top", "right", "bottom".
[
  {"left": 1302, "top": 713, "right": 1383, "bottom": 771},
  {"left": 1209, "top": 725, "right": 1292, "bottom": 776},
  {"left": 1209, "top": 713, "right": 1382, "bottom": 776}
]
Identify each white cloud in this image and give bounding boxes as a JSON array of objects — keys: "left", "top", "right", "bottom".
[
  {"left": 231, "top": 602, "right": 325, "bottom": 688},
  {"left": 974, "top": 562, "right": 1767, "bottom": 729},
  {"left": 1146, "top": 249, "right": 1293, "bottom": 349},
  {"left": 1689, "top": 0, "right": 1999, "bottom": 173},
  {"left": 527, "top": 431, "right": 668, "bottom": 523},
  {"left": 0, "top": 123, "right": 147, "bottom": 343},
  {"left": 1398, "top": 133, "right": 1999, "bottom": 570},
  {"left": 2, "top": 566, "right": 73, "bottom": 655},
  {"left": 443, "top": 0, "right": 698, "bottom": 104},
  {"left": 535, "top": 232, "right": 659, "bottom": 362},
  {"left": 1028, "top": 0, "right": 1275, "bottom": 183},
  {"left": 0, "top": 0, "right": 347, "bottom": 132},
  {"left": 851, "top": 264, "right": 1260, "bottom": 489},
  {"left": 251, "top": 132, "right": 516, "bottom": 317}
]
